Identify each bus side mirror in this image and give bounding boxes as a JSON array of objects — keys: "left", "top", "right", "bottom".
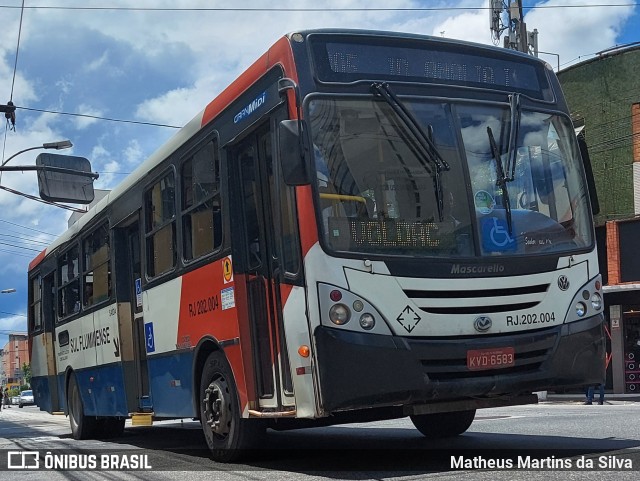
[
  {"left": 36, "top": 153, "right": 96, "bottom": 204},
  {"left": 577, "top": 135, "right": 600, "bottom": 216},
  {"left": 279, "top": 120, "right": 310, "bottom": 186}
]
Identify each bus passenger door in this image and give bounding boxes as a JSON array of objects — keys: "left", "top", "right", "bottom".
[
  {"left": 113, "top": 217, "right": 151, "bottom": 412},
  {"left": 228, "top": 120, "right": 295, "bottom": 412},
  {"left": 42, "top": 272, "right": 60, "bottom": 411},
  {"left": 34, "top": 270, "right": 60, "bottom": 413}
]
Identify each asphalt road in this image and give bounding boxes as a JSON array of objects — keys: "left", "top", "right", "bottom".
[{"left": 1, "top": 400, "right": 640, "bottom": 480}]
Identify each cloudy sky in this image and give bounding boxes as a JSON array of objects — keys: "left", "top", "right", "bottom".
[{"left": 0, "top": 0, "right": 638, "bottom": 349}]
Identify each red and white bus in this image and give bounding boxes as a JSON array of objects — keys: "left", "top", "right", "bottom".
[{"left": 28, "top": 29, "right": 605, "bottom": 461}]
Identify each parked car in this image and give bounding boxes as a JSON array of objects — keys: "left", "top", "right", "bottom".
[
  {"left": 11, "top": 396, "right": 19, "bottom": 405},
  {"left": 18, "top": 390, "right": 34, "bottom": 408}
]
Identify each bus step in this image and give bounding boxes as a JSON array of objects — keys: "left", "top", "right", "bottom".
[
  {"left": 131, "top": 413, "right": 154, "bottom": 426},
  {"left": 248, "top": 409, "right": 296, "bottom": 418}
]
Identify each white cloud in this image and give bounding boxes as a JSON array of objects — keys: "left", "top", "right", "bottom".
[
  {"left": 0, "top": 315, "right": 27, "bottom": 334},
  {"left": 73, "top": 103, "right": 105, "bottom": 129},
  {"left": 135, "top": 84, "right": 209, "bottom": 128},
  {"left": 123, "top": 139, "right": 144, "bottom": 165},
  {"left": 525, "top": 0, "right": 635, "bottom": 68},
  {"left": 86, "top": 51, "right": 110, "bottom": 72},
  {"left": 429, "top": 0, "right": 494, "bottom": 45}
]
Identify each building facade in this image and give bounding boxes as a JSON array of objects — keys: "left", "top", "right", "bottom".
[
  {"left": 0, "top": 333, "right": 29, "bottom": 388},
  {"left": 558, "top": 44, "right": 640, "bottom": 394}
]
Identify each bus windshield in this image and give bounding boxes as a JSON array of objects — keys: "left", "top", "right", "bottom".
[{"left": 308, "top": 96, "right": 593, "bottom": 257}]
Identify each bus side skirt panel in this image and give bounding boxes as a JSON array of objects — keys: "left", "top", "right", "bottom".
[
  {"left": 31, "top": 374, "right": 58, "bottom": 413},
  {"left": 146, "top": 350, "right": 196, "bottom": 418},
  {"left": 60, "top": 365, "right": 129, "bottom": 417}
]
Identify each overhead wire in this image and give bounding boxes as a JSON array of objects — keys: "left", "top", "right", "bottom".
[
  {"left": 0, "top": 3, "right": 637, "bottom": 11},
  {"left": 0, "top": 233, "right": 50, "bottom": 246},
  {"left": 0, "top": 240, "right": 40, "bottom": 252},
  {"left": 0, "top": 248, "right": 35, "bottom": 258},
  {"left": 0, "top": 221, "right": 54, "bottom": 257},
  {"left": 0, "top": 219, "right": 59, "bottom": 237},
  {"left": 9, "top": 0, "right": 24, "bottom": 104},
  {"left": 18, "top": 106, "right": 181, "bottom": 129},
  {"left": 0, "top": 185, "right": 87, "bottom": 212},
  {"left": 1, "top": 0, "right": 24, "bottom": 167}
]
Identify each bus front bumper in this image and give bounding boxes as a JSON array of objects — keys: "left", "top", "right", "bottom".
[{"left": 314, "top": 314, "right": 605, "bottom": 413}]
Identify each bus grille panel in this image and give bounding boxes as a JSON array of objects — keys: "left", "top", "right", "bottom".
[{"left": 404, "top": 283, "right": 549, "bottom": 315}]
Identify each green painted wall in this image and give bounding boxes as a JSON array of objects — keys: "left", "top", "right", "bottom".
[{"left": 557, "top": 47, "right": 640, "bottom": 227}]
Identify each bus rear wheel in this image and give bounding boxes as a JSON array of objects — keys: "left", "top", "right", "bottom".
[
  {"left": 410, "top": 409, "right": 476, "bottom": 438},
  {"left": 68, "top": 373, "right": 97, "bottom": 440},
  {"left": 199, "top": 351, "right": 262, "bottom": 462}
]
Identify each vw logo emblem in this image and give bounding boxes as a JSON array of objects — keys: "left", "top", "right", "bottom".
[
  {"left": 474, "top": 316, "right": 492, "bottom": 332},
  {"left": 558, "top": 275, "right": 570, "bottom": 291}
]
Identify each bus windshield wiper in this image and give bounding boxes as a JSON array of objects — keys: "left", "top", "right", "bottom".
[
  {"left": 487, "top": 126, "right": 513, "bottom": 235},
  {"left": 371, "top": 82, "right": 450, "bottom": 221}
]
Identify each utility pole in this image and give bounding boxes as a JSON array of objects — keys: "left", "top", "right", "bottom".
[
  {"left": 515, "top": 0, "right": 528, "bottom": 53},
  {"left": 490, "top": 0, "right": 536, "bottom": 55}
]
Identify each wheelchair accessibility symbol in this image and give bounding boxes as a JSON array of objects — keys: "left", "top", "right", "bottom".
[
  {"left": 144, "top": 322, "right": 155, "bottom": 353},
  {"left": 482, "top": 217, "right": 517, "bottom": 252}
]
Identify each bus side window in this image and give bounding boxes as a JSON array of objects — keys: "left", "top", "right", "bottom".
[
  {"left": 181, "top": 139, "right": 222, "bottom": 261},
  {"left": 144, "top": 172, "right": 177, "bottom": 277},
  {"left": 82, "top": 222, "right": 111, "bottom": 307},
  {"left": 57, "top": 245, "right": 80, "bottom": 319},
  {"left": 42, "top": 272, "right": 55, "bottom": 328},
  {"left": 29, "top": 275, "right": 42, "bottom": 332}
]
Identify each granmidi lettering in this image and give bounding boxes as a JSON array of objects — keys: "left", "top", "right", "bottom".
[{"left": 233, "top": 91, "right": 266, "bottom": 124}]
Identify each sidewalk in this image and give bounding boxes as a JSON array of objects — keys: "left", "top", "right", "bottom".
[{"left": 542, "top": 392, "right": 640, "bottom": 404}]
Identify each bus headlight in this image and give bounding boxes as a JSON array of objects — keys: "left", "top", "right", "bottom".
[
  {"left": 359, "top": 313, "right": 375, "bottom": 330},
  {"left": 575, "top": 302, "right": 587, "bottom": 317},
  {"left": 329, "top": 304, "right": 351, "bottom": 325},
  {"left": 591, "top": 293, "right": 602, "bottom": 310}
]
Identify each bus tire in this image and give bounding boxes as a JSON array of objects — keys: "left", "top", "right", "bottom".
[
  {"left": 68, "top": 373, "right": 97, "bottom": 440},
  {"left": 199, "top": 351, "right": 261, "bottom": 462},
  {"left": 410, "top": 409, "right": 476, "bottom": 438}
]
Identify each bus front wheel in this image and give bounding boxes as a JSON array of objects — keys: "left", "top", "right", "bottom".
[
  {"left": 199, "top": 351, "right": 262, "bottom": 462},
  {"left": 410, "top": 409, "right": 476, "bottom": 438},
  {"left": 67, "top": 373, "right": 97, "bottom": 440}
]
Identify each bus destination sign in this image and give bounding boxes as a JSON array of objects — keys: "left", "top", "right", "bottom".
[{"left": 311, "top": 37, "right": 550, "bottom": 99}]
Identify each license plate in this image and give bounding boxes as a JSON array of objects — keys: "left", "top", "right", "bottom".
[{"left": 467, "top": 347, "right": 515, "bottom": 371}]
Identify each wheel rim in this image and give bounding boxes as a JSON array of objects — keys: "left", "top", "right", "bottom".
[{"left": 203, "top": 376, "right": 232, "bottom": 439}]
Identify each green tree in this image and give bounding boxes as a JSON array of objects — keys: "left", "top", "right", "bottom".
[{"left": 22, "top": 362, "right": 31, "bottom": 386}]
